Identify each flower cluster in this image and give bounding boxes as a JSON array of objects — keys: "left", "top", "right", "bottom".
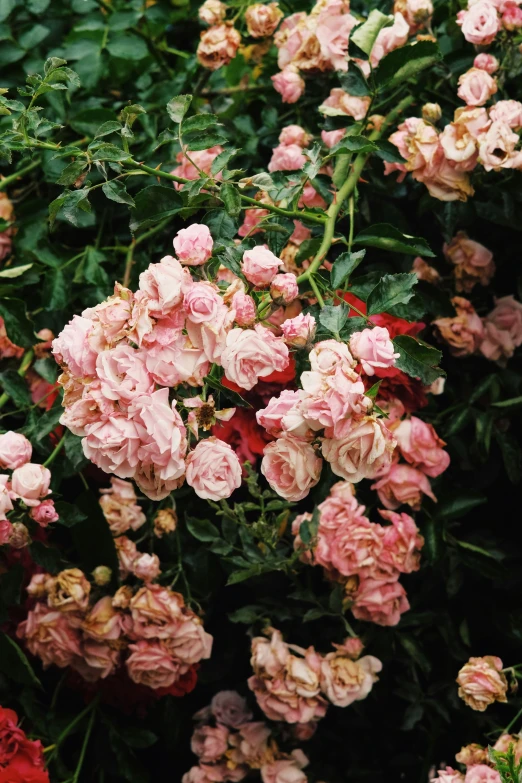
[
  {"left": 0, "top": 431, "right": 59, "bottom": 548},
  {"left": 458, "top": 0, "right": 522, "bottom": 44},
  {"left": 293, "top": 480, "right": 424, "bottom": 626},
  {"left": 248, "top": 629, "right": 381, "bottom": 725},
  {"left": 17, "top": 571, "right": 212, "bottom": 692},
  {"left": 456, "top": 655, "right": 508, "bottom": 712},
  {"left": 0, "top": 705, "right": 49, "bottom": 783},
  {"left": 183, "top": 689, "right": 313, "bottom": 783}
]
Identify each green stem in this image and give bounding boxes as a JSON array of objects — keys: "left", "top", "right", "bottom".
[
  {"left": 309, "top": 275, "right": 325, "bottom": 308},
  {"left": 47, "top": 696, "right": 99, "bottom": 765},
  {"left": 0, "top": 159, "right": 41, "bottom": 191},
  {"left": 122, "top": 240, "right": 136, "bottom": 289},
  {"left": 43, "top": 435, "right": 65, "bottom": 468},
  {"left": 71, "top": 705, "right": 96, "bottom": 783},
  {"left": 503, "top": 703, "right": 522, "bottom": 735},
  {"left": 0, "top": 349, "right": 34, "bottom": 411}
]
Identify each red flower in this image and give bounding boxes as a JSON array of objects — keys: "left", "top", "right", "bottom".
[
  {"left": 373, "top": 368, "right": 428, "bottom": 414},
  {"left": 371, "top": 312, "right": 425, "bottom": 339},
  {"left": 212, "top": 408, "right": 270, "bottom": 467},
  {"left": 0, "top": 706, "right": 49, "bottom": 783}
]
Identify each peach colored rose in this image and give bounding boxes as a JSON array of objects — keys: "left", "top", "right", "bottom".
[
  {"left": 10, "top": 463, "right": 51, "bottom": 507},
  {"left": 393, "top": 416, "right": 450, "bottom": 477},
  {"left": 197, "top": 24, "right": 241, "bottom": 70},
  {"left": 174, "top": 224, "right": 214, "bottom": 266},
  {"left": 455, "top": 744, "right": 489, "bottom": 768},
  {"left": 99, "top": 477, "right": 146, "bottom": 536},
  {"left": 443, "top": 232, "right": 495, "bottom": 293},
  {"left": 321, "top": 417, "right": 396, "bottom": 484},
  {"left": 186, "top": 436, "right": 242, "bottom": 500},
  {"left": 325, "top": 518, "right": 382, "bottom": 577},
  {"left": 352, "top": 576, "right": 410, "bottom": 626},
  {"left": 133, "top": 553, "right": 161, "bottom": 582},
  {"left": 457, "top": 1, "right": 501, "bottom": 44},
  {"left": 222, "top": 325, "right": 289, "bottom": 390},
  {"left": 489, "top": 99, "right": 522, "bottom": 127},
  {"left": 480, "top": 295, "right": 522, "bottom": 361},
  {"left": 474, "top": 53, "right": 499, "bottom": 73},
  {"left": 272, "top": 68, "right": 305, "bottom": 104},
  {"left": 464, "top": 767, "right": 501, "bottom": 783},
  {"left": 412, "top": 257, "right": 441, "bottom": 284},
  {"left": 320, "top": 646, "right": 382, "bottom": 707},
  {"left": 82, "top": 596, "right": 123, "bottom": 642},
  {"left": 165, "top": 617, "right": 213, "bottom": 664},
  {"left": 130, "top": 584, "right": 184, "bottom": 639},
  {"left": 0, "top": 431, "right": 32, "bottom": 470},
  {"left": 72, "top": 639, "right": 120, "bottom": 682},
  {"left": 17, "top": 603, "right": 83, "bottom": 669},
  {"left": 199, "top": 0, "right": 227, "bottom": 25},
  {"left": 126, "top": 640, "right": 182, "bottom": 689},
  {"left": 456, "top": 656, "right": 508, "bottom": 711},
  {"left": 371, "top": 463, "right": 436, "bottom": 510},
  {"left": 47, "top": 568, "right": 91, "bottom": 614},
  {"left": 320, "top": 88, "right": 371, "bottom": 122},
  {"left": 378, "top": 509, "right": 424, "bottom": 573},
  {"left": 457, "top": 68, "right": 497, "bottom": 107},
  {"left": 245, "top": 3, "right": 283, "bottom": 38},
  {"left": 191, "top": 724, "right": 229, "bottom": 763},
  {"left": 433, "top": 296, "right": 484, "bottom": 356},
  {"left": 261, "top": 436, "right": 322, "bottom": 501},
  {"left": 371, "top": 12, "right": 410, "bottom": 66},
  {"left": 478, "top": 120, "right": 522, "bottom": 171},
  {"left": 261, "top": 758, "right": 308, "bottom": 783},
  {"left": 395, "top": 0, "right": 433, "bottom": 27}
]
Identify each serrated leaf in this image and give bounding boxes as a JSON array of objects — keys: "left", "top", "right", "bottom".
[
  {"left": 211, "top": 148, "right": 238, "bottom": 176},
  {"left": 374, "top": 40, "right": 441, "bottom": 90},
  {"left": 186, "top": 515, "right": 220, "bottom": 542},
  {"left": 184, "top": 130, "right": 227, "bottom": 151},
  {"left": 338, "top": 61, "right": 370, "bottom": 96},
  {"left": 0, "top": 298, "right": 35, "bottom": 347},
  {"left": 393, "top": 334, "right": 444, "bottom": 385},
  {"left": 353, "top": 223, "right": 435, "bottom": 257},
  {"left": 319, "top": 303, "right": 349, "bottom": 335},
  {"left": 181, "top": 114, "right": 220, "bottom": 134},
  {"left": 56, "top": 160, "right": 87, "bottom": 186},
  {"left": 102, "top": 179, "right": 135, "bottom": 206},
  {"left": 167, "top": 94, "right": 192, "bottom": 124},
  {"left": 129, "top": 185, "right": 183, "bottom": 232},
  {"left": 367, "top": 273, "right": 418, "bottom": 316},
  {"left": 0, "top": 370, "right": 31, "bottom": 406},
  {"left": 91, "top": 143, "right": 129, "bottom": 162},
  {"left": 203, "top": 209, "right": 238, "bottom": 241},
  {"left": 220, "top": 183, "right": 241, "bottom": 217},
  {"left": 351, "top": 9, "right": 393, "bottom": 56},
  {"left": 330, "top": 250, "right": 366, "bottom": 288},
  {"left": 331, "top": 136, "right": 376, "bottom": 155},
  {"left": 95, "top": 120, "right": 122, "bottom": 138}
]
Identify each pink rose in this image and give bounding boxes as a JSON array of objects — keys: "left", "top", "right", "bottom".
[
  {"left": 99, "top": 477, "right": 146, "bottom": 535},
  {"left": 184, "top": 282, "right": 225, "bottom": 325},
  {"left": 174, "top": 224, "right": 214, "bottom": 266},
  {"left": 430, "top": 769, "right": 465, "bottom": 783},
  {"left": 85, "top": 286, "right": 133, "bottom": 347},
  {"left": 145, "top": 336, "right": 210, "bottom": 388},
  {"left": 320, "top": 88, "right": 371, "bottom": 122},
  {"left": 0, "top": 517, "right": 12, "bottom": 544},
  {"left": 251, "top": 629, "right": 290, "bottom": 678},
  {"left": 270, "top": 273, "right": 299, "bottom": 305},
  {"left": 321, "top": 417, "right": 396, "bottom": 483},
  {"left": 371, "top": 12, "right": 410, "bottom": 66},
  {"left": 393, "top": 416, "right": 450, "bottom": 477},
  {"left": 10, "top": 463, "right": 51, "bottom": 507},
  {"left": 221, "top": 325, "right": 289, "bottom": 390},
  {"left": 256, "top": 390, "right": 303, "bottom": 436},
  {"left": 115, "top": 535, "right": 139, "bottom": 579},
  {"left": 316, "top": 11, "right": 357, "bottom": 71},
  {"left": 268, "top": 143, "right": 307, "bottom": 173},
  {"left": 474, "top": 53, "right": 499, "bottom": 73},
  {"left": 502, "top": 1, "right": 522, "bottom": 29},
  {"left": 443, "top": 232, "right": 495, "bottom": 293},
  {"left": 457, "top": 1, "right": 501, "bottom": 44},
  {"left": 464, "top": 766, "right": 501, "bottom": 783},
  {"left": 199, "top": 0, "right": 227, "bottom": 25},
  {"left": 326, "top": 518, "right": 383, "bottom": 577},
  {"left": 83, "top": 416, "right": 143, "bottom": 479},
  {"left": 478, "top": 120, "right": 522, "bottom": 171},
  {"left": 480, "top": 295, "right": 522, "bottom": 361},
  {"left": 186, "top": 437, "right": 242, "bottom": 500},
  {"left": 241, "top": 246, "right": 282, "bottom": 286},
  {"left": 232, "top": 291, "right": 257, "bottom": 326},
  {"left": 272, "top": 68, "right": 305, "bottom": 104},
  {"left": 0, "top": 431, "right": 32, "bottom": 470},
  {"left": 96, "top": 344, "right": 154, "bottom": 406},
  {"left": 457, "top": 68, "right": 497, "bottom": 107},
  {"left": 457, "top": 656, "right": 508, "bottom": 711},
  {"left": 130, "top": 583, "right": 184, "bottom": 639},
  {"left": 371, "top": 463, "right": 436, "bottom": 510},
  {"left": 352, "top": 576, "right": 410, "bottom": 626},
  {"left": 309, "top": 339, "right": 355, "bottom": 374},
  {"left": 165, "top": 616, "right": 213, "bottom": 664},
  {"left": 210, "top": 691, "right": 253, "bottom": 728},
  {"left": 138, "top": 256, "right": 189, "bottom": 317},
  {"left": 182, "top": 768, "right": 215, "bottom": 783},
  {"left": 191, "top": 724, "right": 229, "bottom": 763},
  {"left": 261, "top": 759, "right": 308, "bottom": 783},
  {"left": 245, "top": 3, "right": 283, "bottom": 37},
  {"left": 489, "top": 99, "right": 522, "bottom": 127},
  {"left": 398, "top": 0, "right": 434, "bottom": 27},
  {"left": 261, "top": 436, "right": 322, "bottom": 501},
  {"left": 29, "top": 499, "right": 59, "bottom": 527},
  {"left": 171, "top": 146, "right": 224, "bottom": 188},
  {"left": 197, "top": 24, "right": 241, "bottom": 70},
  {"left": 82, "top": 596, "right": 124, "bottom": 642},
  {"left": 126, "top": 640, "right": 182, "bottom": 689},
  {"left": 17, "top": 603, "right": 82, "bottom": 669},
  {"left": 132, "top": 553, "right": 161, "bottom": 582},
  {"left": 299, "top": 183, "right": 327, "bottom": 209},
  {"left": 52, "top": 315, "right": 99, "bottom": 377},
  {"left": 320, "top": 647, "right": 382, "bottom": 707},
  {"left": 279, "top": 125, "right": 309, "bottom": 147},
  {"left": 378, "top": 509, "right": 424, "bottom": 573},
  {"left": 238, "top": 207, "right": 270, "bottom": 238},
  {"left": 433, "top": 296, "right": 485, "bottom": 356},
  {"left": 280, "top": 314, "right": 316, "bottom": 348},
  {"left": 349, "top": 327, "right": 399, "bottom": 376}
]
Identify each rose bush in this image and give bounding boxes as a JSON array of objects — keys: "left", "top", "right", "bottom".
[{"left": 0, "top": 0, "right": 522, "bottom": 781}]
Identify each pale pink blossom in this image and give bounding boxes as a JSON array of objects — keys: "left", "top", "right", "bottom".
[
  {"left": 474, "top": 53, "right": 499, "bottom": 73},
  {"left": 174, "top": 224, "right": 214, "bottom": 266},
  {"left": 268, "top": 143, "right": 307, "bottom": 173},
  {"left": 83, "top": 416, "right": 143, "bottom": 479},
  {"left": 270, "top": 273, "right": 299, "bottom": 304},
  {"left": 257, "top": 390, "right": 304, "bottom": 437},
  {"left": 457, "top": 68, "right": 497, "bottom": 107},
  {"left": 132, "top": 553, "right": 161, "bottom": 582},
  {"left": 502, "top": 1, "right": 522, "bottom": 29},
  {"left": 145, "top": 335, "right": 210, "bottom": 388},
  {"left": 30, "top": 499, "right": 59, "bottom": 527},
  {"left": 232, "top": 291, "right": 257, "bottom": 326},
  {"left": 321, "top": 129, "right": 346, "bottom": 148},
  {"left": 393, "top": 416, "right": 450, "bottom": 477},
  {"left": 191, "top": 724, "right": 229, "bottom": 763},
  {"left": 199, "top": 0, "right": 227, "bottom": 25},
  {"left": 430, "top": 768, "right": 465, "bottom": 783},
  {"left": 245, "top": 3, "right": 283, "bottom": 37},
  {"left": 480, "top": 295, "right": 522, "bottom": 361},
  {"left": 299, "top": 183, "right": 327, "bottom": 209},
  {"left": 316, "top": 11, "right": 357, "bottom": 71},
  {"left": 326, "top": 517, "right": 383, "bottom": 577},
  {"left": 221, "top": 325, "right": 289, "bottom": 390},
  {"left": 197, "top": 24, "right": 241, "bottom": 70},
  {"left": 186, "top": 437, "right": 242, "bottom": 500},
  {"left": 309, "top": 339, "right": 355, "bottom": 374},
  {"left": 457, "top": 1, "right": 501, "bottom": 44},
  {"left": 396, "top": 0, "right": 433, "bottom": 27},
  {"left": 457, "top": 656, "right": 508, "bottom": 711},
  {"left": 279, "top": 125, "right": 309, "bottom": 147},
  {"left": 261, "top": 759, "right": 308, "bottom": 783},
  {"left": 171, "top": 146, "right": 224, "bottom": 188},
  {"left": 350, "top": 327, "right": 399, "bottom": 376},
  {"left": 126, "top": 640, "right": 182, "bottom": 689},
  {"left": 272, "top": 68, "right": 305, "bottom": 104},
  {"left": 166, "top": 618, "right": 213, "bottom": 664},
  {"left": 478, "top": 120, "right": 522, "bottom": 171},
  {"left": 489, "top": 99, "right": 522, "bottom": 127},
  {"left": 280, "top": 314, "right": 316, "bottom": 348},
  {"left": 352, "top": 576, "right": 410, "bottom": 626},
  {"left": 433, "top": 296, "right": 485, "bottom": 356},
  {"left": 378, "top": 509, "right": 424, "bottom": 573},
  {"left": 371, "top": 12, "right": 410, "bottom": 66},
  {"left": 10, "top": 463, "right": 51, "bottom": 507},
  {"left": 320, "top": 645, "right": 382, "bottom": 707},
  {"left": 238, "top": 206, "right": 270, "bottom": 238},
  {"left": 443, "top": 232, "right": 495, "bottom": 293},
  {"left": 138, "top": 255, "right": 189, "bottom": 317},
  {"left": 0, "top": 431, "right": 32, "bottom": 470},
  {"left": 241, "top": 246, "right": 282, "bottom": 286},
  {"left": 261, "top": 436, "right": 322, "bottom": 501},
  {"left": 17, "top": 603, "right": 82, "bottom": 669},
  {"left": 322, "top": 417, "right": 396, "bottom": 483},
  {"left": 96, "top": 344, "right": 154, "bottom": 406},
  {"left": 371, "top": 463, "right": 436, "bottom": 510},
  {"left": 52, "top": 315, "right": 99, "bottom": 377},
  {"left": 464, "top": 766, "right": 501, "bottom": 783},
  {"left": 300, "top": 368, "right": 372, "bottom": 437},
  {"left": 184, "top": 282, "right": 225, "bottom": 325},
  {"left": 320, "top": 88, "right": 371, "bottom": 122}
]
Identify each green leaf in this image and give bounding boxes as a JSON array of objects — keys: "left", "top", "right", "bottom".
[
  {"left": 186, "top": 515, "right": 220, "bottom": 542},
  {"left": 331, "top": 136, "right": 376, "bottom": 154},
  {"left": 42, "top": 267, "right": 69, "bottom": 311},
  {"left": 30, "top": 541, "right": 64, "bottom": 573},
  {"left": 296, "top": 239, "right": 322, "bottom": 265},
  {"left": 350, "top": 9, "right": 393, "bottom": 56},
  {"left": 0, "top": 633, "right": 41, "bottom": 688},
  {"left": 33, "top": 358, "right": 58, "bottom": 384},
  {"left": 216, "top": 246, "right": 243, "bottom": 279},
  {"left": 129, "top": 185, "right": 183, "bottom": 231},
  {"left": 0, "top": 263, "right": 33, "bottom": 279},
  {"left": 0, "top": 298, "right": 35, "bottom": 347},
  {"left": 56, "top": 160, "right": 87, "bottom": 186},
  {"left": 220, "top": 183, "right": 241, "bottom": 217},
  {"left": 0, "top": 370, "right": 31, "bottom": 406},
  {"left": 330, "top": 250, "right": 366, "bottom": 288},
  {"left": 319, "top": 303, "right": 349, "bottom": 335},
  {"left": 182, "top": 114, "right": 220, "bottom": 134},
  {"left": 492, "top": 396, "right": 522, "bottom": 410},
  {"left": 167, "top": 94, "right": 192, "bottom": 124},
  {"left": 204, "top": 375, "right": 251, "bottom": 408},
  {"left": 366, "top": 273, "right": 418, "bottom": 316},
  {"left": 366, "top": 380, "right": 382, "bottom": 399},
  {"left": 374, "top": 40, "right": 441, "bottom": 90},
  {"left": 64, "top": 430, "right": 88, "bottom": 472},
  {"left": 102, "top": 179, "right": 135, "bottom": 206},
  {"left": 184, "top": 130, "right": 227, "bottom": 151},
  {"left": 435, "top": 492, "right": 487, "bottom": 521},
  {"left": 32, "top": 405, "right": 62, "bottom": 442},
  {"left": 95, "top": 120, "right": 122, "bottom": 138},
  {"left": 496, "top": 431, "right": 522, "bottom": 484},
  {"left": 0, "top": 0, "right": 16, "bottom": 21},
  {"left": 353, "top": 223, "right": 435, "bottom": 257},
  {"left": 373, "top": 140, "right": 407, "bottom": 164},
  {"left": 54, "top": 500, "right": 88, "bottom": 527},
  {"left": 393, "top": 334, "right": 444, "bottom": 385},
  {"left": 107, "top": 33, "right": 148, "bottom": 60},
  {"left": 338, "top": 61, "right": 370, "bottom": 96},
  {"left": 203, "top": 209, "right": 238, "bottom": 241},
  {"left": 211, "top": 148, "right": 238, "bottom": 176},
  {"left": 91, "top": 143, "right": 130, "bottom": 162}
]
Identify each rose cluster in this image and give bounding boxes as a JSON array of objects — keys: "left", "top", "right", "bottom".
[
  {"left": 17, "top": 570, "right": 212, "bottom": 692},
  {"left": 0, "top": 705, "right": 49, "bottom": 783},
  {"left": 248, "top": 629, "right": 382, "bottom": 726},
  {"left": 0, "top": 430, "right": 59, "bottom": 548},
  {"left": 458, "top": 0, "right": 522, "bottom": 44},
  {"left": 183, "top": 689, "right": 313, "bottom": 783},
  {"left": 293, "top": 480, "right": 424, "bottom": 626}
]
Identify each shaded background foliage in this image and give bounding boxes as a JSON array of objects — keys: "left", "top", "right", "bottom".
[{"left": 1, "top": 0, "right": 522, "bottom": 781}]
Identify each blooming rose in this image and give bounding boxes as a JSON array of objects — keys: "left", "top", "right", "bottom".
[
  {"left": 197, "top": 24, "right": 241, "bottom": 70},
  {"left": 10, "top": 464, "right": 51, "bottom": 507},
  {"left": 241, "top": 246, "right": 282, "bottom": 286},
  {"left": 279, "top": 125, "right": 309, "bottom": 147},
  {"left": 272, "top": 68, "right": 305, "bottom": 104},
  {"left": 82, "top": 596, "right": 123, "bottom": 642},
  {"left": 138, "top": 256, "right": 188, "bottom": 317},
  {"left": 245, "top": 3, "right": 283, "bottom": 37},
  {"left": 393, "top": 416, "right": 450, "bottom": 477},
  {"left": 0, "top": 431, "right": 32, "bottom": 470},
  {"left": 480, "top": 295, "right": 522, "bottom": 361},
  {"left": 52, "top": 315, "right": 99, "bottom": 377},
  {"left": 47, "top": 568, "right": 91, "bottom": 614},
  {"left": 320, "top": 645, "right": 382, "bottom": 707},
  {"left": 378, "top": 509, "right": 424, "bottom": 573},
  {"left": 257, "top": 390, "right": 303, "bottom": 437},
  {"left": 455, "top": 744, "right": 489, "bottom": 768},
  {"left": 443, "top": 232, "right": 495, "bottom": 293},
  {"left": 322, "top": 417, "right": 396, "bottom": 483},
  {"left": 457, "top": 1, "right": 501, "bottom": 44},
  {"left": 210, "top": 691, "right": 253, "bottom": 728},
  {"left": 261, "top": 436, "right": 322, "bottom": 501},
  {"left": 99, "top": 477, "right": 146, "bottom": 535},
  {"left": 474, "top": 53, "right": 499, "bottom": 73},
  {"left": 280, "top": 314, "right": 316, "bottom": 348},
  {"left": 457, "top": 68, "right": 497, "bottom": 107},
  {"left": 0, "top": 706, "right": 50, "bottom": 783},
  {"left": 309, "top": 339, "right": 355, "bottom": 374},
  {"left": 133, "top": 552, "right": 161, "bottom": 582},
  {"left": 97, "top": 344, "right": 154, "bottom": 406},
  {"left": 270, "top": 273, "right": 299, "bottom": 305},
  {"left": 456, "top": 656, "right": 508, "bottom": 711},
  {"left": 174, "top": 224, "right": 214, "bottom": 266},
  {"left": 186, "top": 437, "right": 242, "bottom": 501},
  {"left": 371, "top": 11, "right": 410, "bottom": 65},
  {"left": 478, "top": 120, "right": 522, "bottom": 171},
  {"left": 221, "top": 325, "right": 289, "bottom": 390},
  {"left": 145, "top": 336, "right": 210, "bottom": 388},
  {"left": 126, "top": 640, "right": 182, "bottom": 689},
  {"left": 320, "top": 87, "right": 371, "bottom": 122},
  {"left": 191, "top": 724, "right": 229, "bottom": 763},
  {"left": 83, "top": 416, "right": 143, "bottom": 479},
  {"left": 232, "top": 291, "right": 257, "bottom": 326},
  {"left": 350, "top": 327, "right": 399, "bottom": 376},
  {"left": 430, "top": 769, "right": 465, "bottom": 783},
  {"left": 17, "top": 603, "right": 82, "bottom": 669},
  {"left": 352, "top": 577, "right": 410, "bottom": 626},
  {"left": 199, "top": 0, "right": 227, "bottom": 25},
  {"left": 489, "top": 99, "right": 522, "bottom": 128},
  {"left": 268, "top": 143, "right": 307, "bottom": 173},
  {"left": 502, "top": 1, "right": 522, "bottom": 29},
  {"left": 433, "top": 297, "right": 485, "bottom": 356},
  {"left": 371, "top": 463, "right": 436, "bottom": 510},
  {"left": 184, "top": 282, "right": 226, "bottom": 325},
  {"left": 464, "top": 766, "right": 501, "bottom": 783},
  {"left": 130, "top": 584, "right": 184, "bottom": 639},
  {"left": 395, "top": 0, "right": 433, "bottom": 27},
  {"left": 30, "top": 499, "right": 59, "bottom": 527}
]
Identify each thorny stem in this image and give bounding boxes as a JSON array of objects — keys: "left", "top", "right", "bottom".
[
  {"left": 0, "top": 159, "right": 41, "bottom": 191},
  {"left": 0, "top": 349, "right": 34, "bottom": 411}
]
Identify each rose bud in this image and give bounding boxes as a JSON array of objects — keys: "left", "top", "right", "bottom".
[
  {"left": 270, "top": 273, "right": 299, "bottom": 305},
  {"left": 422, "top": 102, "right": 442, "bottom": 124}
]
